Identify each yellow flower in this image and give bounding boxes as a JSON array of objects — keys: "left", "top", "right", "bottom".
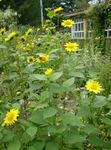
[
  {"left": 21, "top": 36, "right": 27, "bottom": 42},
  {"left": 64, "top": 42, "right": 79, "bottom": 52},
  {"left": 54, "top": 7, "right": 63, "bottom": 13},
  {"left": 5, "top": 32, "right": 18, "bottom": 42},
  {"left": 0, "top": 27, "right": 6, "bottom": 36},
  {"left": 36, "top": 55, "right": 49, "bottom": 63},
  {"left": 61, "top": 19, "right": 74, "bottom": 28},
  {"left": 45, "top": 68, "right": 52, "bottom": 76},
  {"left": 25, "top": 28, "right": 33, "bottom": 37},
  {"left": 27, "top": 56, "right": 35, "bottom": 64},
  {"left": 85, "top": 80, "right": 102, "bottom": 94},
  {"left": 2, "top": 109, "right": 20, "bottom": 126}
]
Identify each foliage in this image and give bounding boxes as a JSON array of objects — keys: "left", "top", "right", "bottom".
[
  {"left": 0, "top": 8, "right": 111, "bottom": 150},
  {"left": 0, "top": 8, "right": 17, "bottom": 28},
  {"left": 87, "top": 3, "right": 111, "bottom": 53}
]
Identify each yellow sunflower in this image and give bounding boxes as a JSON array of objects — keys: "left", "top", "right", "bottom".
[
  {"left": 85, "top": 80, "right": 102, "bottom": 94},
  {"left": 61, "top": 19, "right": 74, "bottom": 28},
  {"left": 2, "top": 108, "right": 20, "bottom": 126},
  {"left": 54, "top": 7, "right": 63, "bottom": 13},
  {"left": 45, "top": 68, "right": 52, "bottom": 76},
  {"left": 36, "top": 55, "right": 49, "bottom": 63},
  {"left": 64, "top": 42, "right": 79, "bottom": 52},
  {"left": 27, "top": 56, "right": 35, "bottom": 64}
]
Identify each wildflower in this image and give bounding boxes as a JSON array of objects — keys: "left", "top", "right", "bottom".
[
  {"left": 5, "top": 32, "right": 18, "bottom": 42},
  {"left": 45, "top": 68, "right": 52, "bottom": 76},
  {"left": 27, "top": 56, "right": 35, "bottom": 64},
  {"left": 85, "top": 80, "right": 102, "bottom": 94},
  {"left": 36, "top": 55, "right": 49, "bottom": 63},
  {"left": 61, "top": 19, "right": 74, "bottom": 28},
  {"left": 25, "top": 28, "right": 33, "bottom": 37},
  {"left": 64, "top": 42, "right": 79, "bottom": 52},
  {"left": 2, "top": 109, "right": 20, "bottom": 126},
  {"left": 21, "top": 36, "right": 27, "bottom": 42},
  {"left": 54, "top": 7, "right": 63, "bottom": 13},
  {"left": 0, "top": 27, "right": 6, "bottom": 36}
]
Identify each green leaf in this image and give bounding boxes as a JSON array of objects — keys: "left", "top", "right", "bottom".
[
  {"left": 40, "top": 91, "right": 50, "bottom": 100},
  {"left": 89, "top": 135, "right": 104, "bottom": 147},
  {"left": 77, "top": 106, "right": 91, "bottom": 117},
  {"left": 103, "top": 118, "right": 111, "bottom": 126},
  {"left": 93, "top": 96, "right": 107, "bottom": 108},
  {"left": 26, "top": 127, "right": 37, "bottom": 138},
  {"left": 69, "top": 71, "right": 84, "bottom": 78},
  {"left": 32, "top": 141, "right": 45, "bottom": 150},
  {"left": 29, "top": 111, "right": 45, "bottom": 124},
  {"left": 83, "top": 124, "right": 99, "bottom": 134},
  {"left": 43, "top": 107, "right": 57, "bottom": 119},
  {"left": 66, "top": 133, "right": 85, "bottom": 144},
  {"left": 62, "top": 113, "right": 82, "bottom": 127},
  {"left": 62, "top": 77, "right": 75, "bottom": 87},
  {"left": 46, "top": 141, "right": 59, "bottom": 150},
  {"left": 27, "top": 146, "right": 35, "bottom": 150},
  {"left": 0, "top": 132, "right": 3, "bottom": 140},
  {"left": 28, "top": 74, "right": 47, "bottom": 81},
  {"left": 8, "top": 139, "right": 21, "bottom": 150},
  {"left": 50, "top": 72, "right": 63, "bottom": 81}
]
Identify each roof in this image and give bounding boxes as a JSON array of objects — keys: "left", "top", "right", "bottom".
[{"left": 64, "top": 9, "right": 87, "bottom": 17}]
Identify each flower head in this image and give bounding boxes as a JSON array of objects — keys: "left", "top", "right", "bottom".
[
  {"left": 25, "top": 28, "right": 33, "bottom": 37},
  {"left": 45, "top": 68, "right": 52, "bottom": 76},
  {"left": 36, "top": 55, "right": 49, "bottom": 63},
  {"left": 54, "top": 7, "right": 63, "bottom": 13},
  {"left": 5, "top": 32, "right": 18, "bottom": 42},
  {"left": 27, "top": 56, "right": 35, "bottom": 64},
  {"left": 0, "top": 27, "right": 6, "bottom": 36},
  {"left": 61, "top": 19, "right": 74, "bottom": 28},
  {"left": 2, "top": 109, "right": 20, "bottom": 126},
  {"left": 85, "top": 80, "right": 102, "bottom": 94},
  {"left": 64, "top": 42, "right": 79, "bottom": 52}
]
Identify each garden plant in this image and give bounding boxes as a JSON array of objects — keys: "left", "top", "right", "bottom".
[{"left": 0, "top": 7, "right": 111, "bottom": 150}]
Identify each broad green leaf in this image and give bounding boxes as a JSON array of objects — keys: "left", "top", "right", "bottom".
[
  {"left": 29, "top": 111, "right": 45, "bottom": 124},
  {"left": 8, "top": 139, "right": 21, "bottom": 150},
  {"left": 77, "top": 106, "right": 91, "bottom": 117},
  {"left": 103, "top": 118, "right": 111, "bottom": 126},
  {"left": 40, "top": 91, "right": 50, "bottom": 100},
  {"left": 28, "top": 74, "right": 47, "bottom": 81},
  {"left": 26, "top": 127, "right": 37, "bottom": 138},
  {"left": 62, "top": 113, "right": 82, "bottom": 127},
  {"left": 46, "top": 141, "right": 59, "bottom": 150},
  {"left": 62, "top": 77, "right": 75, "bottom": 87},
  {"left": 35, "top": 103, "right": 49, "bottom": 110},
  {"left": 2, "top": 130, "right": 15, "bottom": 142},
  {"left": 32, "top": 141, "right": 45, "bottom": 150},
  {"left": 27, "top": 146, "right": 35, "bottom": 150},
  {"left": 69, "top": 71, "right": 84, "bottom": 78},
  {"left": 83, "top": 124, "right": 99, "bottom": 134},
  {"left": 21, "top": 132, "right": 31, "bottom": 144},
  {"left": 89, "top": 135, "right": 104, "bottom": 147},
  {"left": 66, "top": 133, "right": 85, "bottom": 144},
  {"left": 50, "top": 72, "right": 63, "bottom": 81},
  {"left": 43, "top": 107, "right": 57, "bottom": 119},
  {"left": 93, "top": 96, "right": 107, "bottom": 108}
]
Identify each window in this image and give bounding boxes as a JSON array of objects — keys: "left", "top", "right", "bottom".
[{"left": 71, "top": 19, "right": 84, "bottom": 39}]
